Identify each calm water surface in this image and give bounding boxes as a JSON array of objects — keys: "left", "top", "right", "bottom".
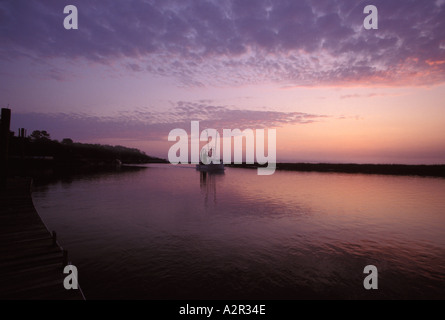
[{"left": 32, "top": 165, "right": 445, "bottom": 299}]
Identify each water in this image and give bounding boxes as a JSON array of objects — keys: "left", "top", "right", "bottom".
[{"left": 32, "top": 164, "right": 445, "bottom": 299}]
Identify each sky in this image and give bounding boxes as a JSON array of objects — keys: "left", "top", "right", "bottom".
[{"left": 1, "top": 0, "right": 445, "bottom": 164}]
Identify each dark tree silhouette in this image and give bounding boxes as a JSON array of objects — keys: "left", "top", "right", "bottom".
[
  {"left": 30, "top": 130, "right": 51, "bottom": 141},
  {"left": 61, "top": 138, "right": 73, "bottom": 145}
]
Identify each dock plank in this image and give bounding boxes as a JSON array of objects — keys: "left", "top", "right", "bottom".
[{"left": 0, "top": 178, "right": 85, "bottom": 300}]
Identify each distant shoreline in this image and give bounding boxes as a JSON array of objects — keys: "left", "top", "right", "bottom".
[{"left": 227, "top": 163, "right": 445, "bottom": 178}]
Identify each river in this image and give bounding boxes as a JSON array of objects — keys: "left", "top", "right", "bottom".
[{"left": 32, "top": 164, "right": 445, "bottom": 299}]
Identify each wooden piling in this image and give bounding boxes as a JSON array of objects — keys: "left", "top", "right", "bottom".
[
  {"left": 0, "top": 108, "right": 11, "bottom": 182},
  {"left": 52, "top": 231, "right": 57, "bottom": 247}
]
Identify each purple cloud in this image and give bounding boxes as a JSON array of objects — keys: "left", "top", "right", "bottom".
[
  {"left": 340, "top": 93, "right": 389, "bottom": 99},
  {"left": 11, "top": 102, "right": 328, "bottom": 143},
  {"left": 1, "top": 0, "right": 444, "bottom": 86}
]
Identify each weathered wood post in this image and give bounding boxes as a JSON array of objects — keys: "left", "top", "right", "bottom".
[
  {"left": 0, "top": 108, "right": 11, "bottom": 183},
  {"left": 19, "top": 128, "right": 26, "bottom": 159},
  {"left": 62, "top": 249, "right": 68, "bottom": 267},
  {"left": 52, "top": 231, "right": 57, "bottom": 247}
]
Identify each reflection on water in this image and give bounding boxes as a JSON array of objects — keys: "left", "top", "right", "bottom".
[
  {"left": 199, "top": 171, "right": 225, "bottom": 207},
  {"left": 32, "top": 164, "right": 445, "bottom": 299}
]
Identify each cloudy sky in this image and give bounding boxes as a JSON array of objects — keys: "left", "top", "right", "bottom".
[{"left": 1, "top": 0, "right": 445, "bottom": 163}]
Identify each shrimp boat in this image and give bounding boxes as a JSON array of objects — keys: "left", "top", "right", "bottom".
[
  {"left": 196, "top": 161, "right": 225, "bottom": 172},
  {"left": 196, "top": 132, "right": 225, "bottom": 173}
]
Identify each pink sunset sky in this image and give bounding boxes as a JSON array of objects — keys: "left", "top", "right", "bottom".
[{"left": 1, "top": 0, "right": 444, "bottom": 164}]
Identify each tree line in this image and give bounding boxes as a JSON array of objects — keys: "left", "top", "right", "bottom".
[{"left": 9, "top": 130, "right": 166, "bottom": 165}]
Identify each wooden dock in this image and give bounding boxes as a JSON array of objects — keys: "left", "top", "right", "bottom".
[{"left": 0, "top": 178, "right": 85, "bottom": 300}]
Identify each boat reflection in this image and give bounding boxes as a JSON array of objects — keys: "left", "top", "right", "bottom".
[{"left": 199, "top": 170, "right": 224, "bottom": 206}]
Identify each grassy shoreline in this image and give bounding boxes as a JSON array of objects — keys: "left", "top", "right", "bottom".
[{"left": 227, "top": 163, "right": 445, "bottom": 178}]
